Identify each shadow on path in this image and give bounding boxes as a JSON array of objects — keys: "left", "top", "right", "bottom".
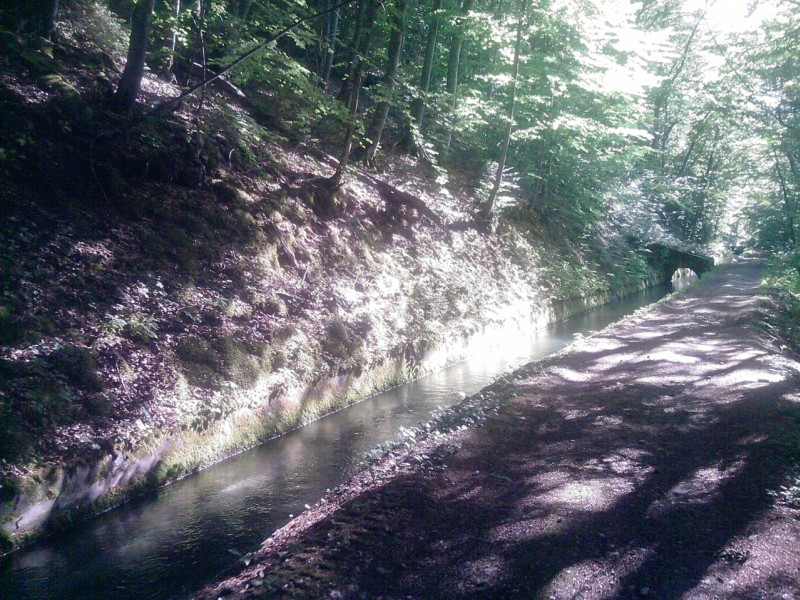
[{"left": 202, "top": 260, "right": 800, "bottom": 600}]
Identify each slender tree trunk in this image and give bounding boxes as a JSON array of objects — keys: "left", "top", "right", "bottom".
[
  {"left": 330, "top": 0, "right": 379, "bottom": 186},
  {"left": 157, "top": 0, "right": 359, "bottom": 114},
  {"left": 318, "top": 0, "right": 332, "bottom": 74},
  {"left": 410, "top": 0, "right": 442, "bottom": 130},
  {"left": 675, "top": 114, "right": 711, "bottom": 177},
  {"left": 338, "top": 0, "right": 367, "bottom": 102},
  {"left": 787, "top": 146, "right": 800, "bottom": 182},
  {"left": 237, "top": 0, "right": 254, "bottom": 19},
  {"left": 532, "top": 49, "right": 565, "bottom": 201},
  {"left": 166, "top": 0, "right": 181, "bottom": 76},
  {"left": 483, "top": 0, "right": 527, "bottom": 220},
  {"left": 17, "top": 0, "right": 60, "bottom": 38},
  {"left": 40, "top": 0, "right": 59, "bottom": 38},
  {"left": 649, "top": 15, "right": 702, "bottom": 172},
  {"left": 184, "top": 0, "right": 206, "bottom": 86},
  {"left": 785, "top": 146, "right": 800, "bottom": 274},
  {"left": 775, "top": 151, "right": 799, "bottom": 252},
  {"left": 321, "top": 5, "right": 340, "bottom": 86},
  {"left": 362, "top": 0, "right": 410, "bottom": 164},
  {"left": 113, "top": 0, "right": 156, "bottom": 114},
  {"left": 444, "top": 0, "right": 476, "bottom": 151}
]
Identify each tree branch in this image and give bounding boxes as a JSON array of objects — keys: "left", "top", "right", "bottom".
[{"left": 151, "top": 0, "right": 360, "bottom": 115}]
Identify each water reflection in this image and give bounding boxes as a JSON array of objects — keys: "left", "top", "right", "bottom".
[
  {"left": 671, "top": 269, "right": 699, "bottom": 292},
  {"left": 1, "top": 286, "right": 668, "bottom": 600}
]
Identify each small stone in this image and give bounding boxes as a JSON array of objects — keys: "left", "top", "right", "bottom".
[{"left": 639, "top": 587, "right": 650, "bottom": 596}]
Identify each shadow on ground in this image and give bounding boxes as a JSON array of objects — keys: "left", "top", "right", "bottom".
[{"left": 217, "top": 261, "right": 800, "bottom": 600}]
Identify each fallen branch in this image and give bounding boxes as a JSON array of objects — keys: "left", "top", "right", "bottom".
[
  {"left": 151, "top": 0, "right": 359, "bottom": 115},
  {"left": 187, "top": 61, "right": 246, "bottom": 99}
]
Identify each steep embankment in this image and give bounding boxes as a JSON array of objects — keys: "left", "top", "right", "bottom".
[
  {"left": 0, "top": 15, "right": 660, "bottom": 551},
  {"left": 197, "top": 259, "right": 800, "bottom": 600}
]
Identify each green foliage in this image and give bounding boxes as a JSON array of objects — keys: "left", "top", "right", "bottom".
[
  {"left": 60, "top": 1, "right": 130, "bottom": 54},
  {"left": 0, "top": 304, "right": 16, "bottom": 345},
  {"left": 176, "top": 334, "right": 269, "bottom": 389},
  {"left": 0, "top": 525, "right": 13, "bottom": 552},
  {"left": 125, "top": 315, "right": 160, "bottom": 343},
  {"left": 322, "top": 318, "right": 364, "bottom": 365},
  {"left": 763, "top": 252, "right": 800, "bottom": 295}
]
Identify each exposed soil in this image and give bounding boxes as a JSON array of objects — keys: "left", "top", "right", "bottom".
[{"left": 198, "top": 259, "right": 800, "bottom": 600}]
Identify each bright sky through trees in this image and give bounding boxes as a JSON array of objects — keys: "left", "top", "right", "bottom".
[{"left": 689, "top": 0, "right": 779, "bottom": 34}]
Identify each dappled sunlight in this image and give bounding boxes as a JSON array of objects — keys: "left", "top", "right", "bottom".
[
  {"left": 590, "top": 351, "right": 647, "bottom": 371},
  {"left": 550, "top": 367, "right": 593, "bottom": 382},
  {"left": 177, "top": 262, "right": 800, "bottom": 600},
  {"left": 646, "top": 348, "right": 701, "bottom": 364},
  {"left": 633, "top": 374, "right": 703, "bottom": 386},
  {"left": 541, "top": 546, "right": 657, "bottom": 600},
  {"left": 627, "top": 330, "right": 672, "bottom": 341},
  {"left": 647, "top": 459, "right": 748, "bottom": 519},
  {"left": 539, "top": 477, "right": 634, "bottom": 513},
  {"left": 577, "top": 337, "right": 625, "bottom": 354},
  {"left": 681, "top": 519, "right": 800, "bottom": 600},
  {"left": 702, "top": 368, "right": 785, "bottom": 390},
  {"left": 487, "top": 512, "right": 566, "bottom": 543}
]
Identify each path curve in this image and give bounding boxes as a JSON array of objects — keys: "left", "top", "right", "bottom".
[{"left": 199, "top": 259, "right": 800, "bottom": 600}]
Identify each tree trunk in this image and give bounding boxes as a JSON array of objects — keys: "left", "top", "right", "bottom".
[
  {"left": 40, "top": 0, "right": 59, "bottom": 38},
  {"left": 237, "top": 0, "right": 254, "bottom": 20},
  {"left": 338, "top": 0, "right": 367, "bottom": 102},
  {"left": 318, "top": 0, "right": 332, "bottom": 74},
  {"left": 483, "top": 0, "right": 527, "bottom": 221},
  {"left": 321, "top": 3, "right": 340, "bottom": 86},
  {"left": 362, "top": 0, "right": 410, "bottom": 164},
  {"left": 410, "top": 0, "right": 442, "bottom": 131},
  {"left": 113, "top": 0, "right": 156, "bottom": 114},
  {"left": 649, "top": 15, "right": 702, "bottom": 174},
  {"left": 18, "top": 0, "right": 60, "bottom": 38},
  {"left": 444, "top": 0, "right": 476, "bottom": 151},
  {"left": 330, "top": 0, "right": 379, "bottom": 186},
  {"left": 775, "top": 151, "right": 798, "bottom": 252},
  {"left": 166, "top": 0, "right": 181, "bottom": 76}
]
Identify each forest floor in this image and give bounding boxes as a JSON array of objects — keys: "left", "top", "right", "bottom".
[{"left": 198, "top": 258, "right": 800, "bottom": 600}]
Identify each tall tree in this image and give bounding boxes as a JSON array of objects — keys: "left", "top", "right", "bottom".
[
  {"left": 330, "top": 0, "right": 380, "bottom": 186},
  {"left": 444, "top": 0, "right": 476, "bottom": 151},
  {"left": 321, "top": 4, "right": 341, "bottom": 86},
  {"left": 410, "top": 0, "right": 443, "bottom": 133},
  {"left": 361, "top": 0, "right": 411, "bottom": 164},
  {"left": 482, "top": 0, "right": 528, "bottom": 221},
  {"left": 113, "top": 0, "right": 157, "bottom": 114},
  {"left": 338, "top": 0, "right": 367, "bottom": 102},
  {"left": 15, "top": 0, "right": 60, "bottom": 38},
  {"left": 237, "top": 0, "right": 255, "bottom": 20}
]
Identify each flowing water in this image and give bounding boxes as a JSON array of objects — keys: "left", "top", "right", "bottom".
[{"left": 1, "top": 284, "right": 674, "bottom": 599}]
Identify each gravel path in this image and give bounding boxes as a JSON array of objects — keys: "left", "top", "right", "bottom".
[{"left": 198, "top": 259, "right": 800, "bottom": 600}]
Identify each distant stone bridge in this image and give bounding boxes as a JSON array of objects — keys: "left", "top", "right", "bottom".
[{"left": 646, "top": 243, "right": 715, "bottom": 282}]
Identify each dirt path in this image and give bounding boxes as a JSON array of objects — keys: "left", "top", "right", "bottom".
[{"left": 198, "top": 259, "right": 800, "bottom": 600}]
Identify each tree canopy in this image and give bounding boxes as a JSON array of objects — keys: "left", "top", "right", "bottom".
[{"left": 5, "top": 0, "right": 800, "bottom": 272}]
